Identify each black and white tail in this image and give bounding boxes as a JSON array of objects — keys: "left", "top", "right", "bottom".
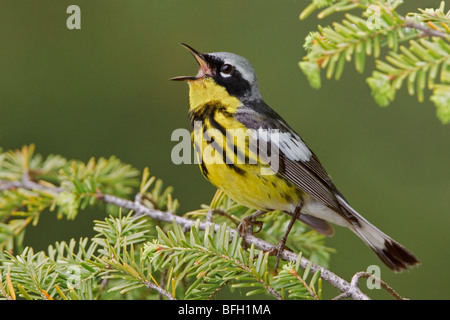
[{"left": 337, "top": 197, "right": 420, "bottom": 272}]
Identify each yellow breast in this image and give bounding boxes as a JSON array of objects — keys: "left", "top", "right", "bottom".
[
  {"left": 188, "top": 78, "right": 241, "bottom": 112},
  {"left": 187, "top": 77, "right": 301, "bottom": 212}
]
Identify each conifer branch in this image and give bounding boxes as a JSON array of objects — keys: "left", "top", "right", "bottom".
[
  {"left": 144, "top": 280, "right": 175, "bottom": 300},
  {"left": 0, "top": 176, "right": 369, "bottom": 300},
  {"left": 1, "top": 145, "right": 413, "bottom": 300},
  {"left": 404, "top": 20, "right": 450, "bottom": 42},
  {"left": 300, "top": 0, "right": 450, "bottom": 124},
  {"left": 332, "top": 271, "right": 407, "bottom": 300},
  {"left": 99, "top": 193, "right": 370, "bottom": 299}
]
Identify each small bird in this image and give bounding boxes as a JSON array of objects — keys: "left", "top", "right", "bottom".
[{"left": 171, "top": 43, "right": 420, "bottom": 272}]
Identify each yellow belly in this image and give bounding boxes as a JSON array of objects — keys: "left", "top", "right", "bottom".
[
  {"left": 192, "top": 122, "right": 301, "bottom": 213},
  {"left": 187, "top": 77, "right": 302, "bottom": 213},
  {"left": 204, "top": 160, "right": 301, "bottom": 212}
]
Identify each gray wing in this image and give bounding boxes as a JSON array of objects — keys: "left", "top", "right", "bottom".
[{"left": 235, "top": 104, "right": 357, "bottom": 226}]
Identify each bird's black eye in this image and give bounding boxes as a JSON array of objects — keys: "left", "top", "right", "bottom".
[{"left": 220, "top": 64, "right": 234, "bottom": 75}]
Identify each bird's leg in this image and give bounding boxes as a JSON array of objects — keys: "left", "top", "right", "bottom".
[
  {"left": 237, "top": 210, "right": 267, "bottom": 248},
  {"left": 270, "top": 205, "right": 302, "bottom": 270}
]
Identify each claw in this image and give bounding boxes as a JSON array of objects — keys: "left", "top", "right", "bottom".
[
  {"left": 237, "top": 210, "right": 267, "bottom": 249},
  {"left": 253, "top": 220, "right": 263, "bottom": 233}
]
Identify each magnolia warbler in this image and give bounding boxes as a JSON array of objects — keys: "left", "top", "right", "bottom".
[{"left": 171, "top": 43, "right": 419, "bottom": 272}]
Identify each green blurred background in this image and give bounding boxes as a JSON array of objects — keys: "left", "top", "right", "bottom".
[{"left": 0, "top": 0, "right": 449, "bottom": 300}]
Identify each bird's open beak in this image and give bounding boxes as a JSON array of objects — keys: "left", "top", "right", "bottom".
[{"left": 170, "top": 43, "right": 212, "bottom": 81}]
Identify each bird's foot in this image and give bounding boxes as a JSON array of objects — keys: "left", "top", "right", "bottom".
[
  {"left": 237, "top": 210, "right": 266, "bottom": 249},
  {"left": 268, "top": 240, "right": 291, "bottom": 271}
]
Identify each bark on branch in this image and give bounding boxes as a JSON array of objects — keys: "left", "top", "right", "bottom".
[{"left": 2, "top": 177, "right": 404, "bottom": 300}]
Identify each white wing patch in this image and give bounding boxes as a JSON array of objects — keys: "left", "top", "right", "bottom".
[
  {"left": 279, "top": 132, "right": 312, "bottom": 162},
  {"left": 253, "top": 128, "right": 312, "bottom": 162}
]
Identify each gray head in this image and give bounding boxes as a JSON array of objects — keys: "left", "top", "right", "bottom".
[{"left": 171, "top": 44, "right": 262, "bottom": 101}]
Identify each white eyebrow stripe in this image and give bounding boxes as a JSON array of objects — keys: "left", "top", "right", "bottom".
[
  {"left": 209, "top": 52, "right": 257, "bottom": 84},
  {"left": 224, "top": 59, "right": 256, "bottom": 84}
]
